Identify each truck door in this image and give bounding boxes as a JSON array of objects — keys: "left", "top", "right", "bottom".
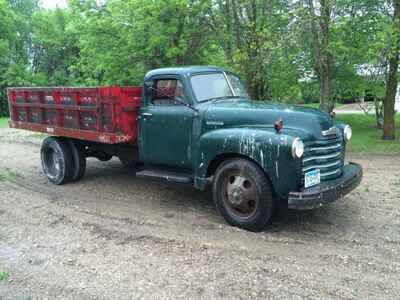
[{"left": 139, "top": 77, "right": 194, "bottom": 169}]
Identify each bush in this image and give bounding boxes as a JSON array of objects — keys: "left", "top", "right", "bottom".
[
  {"left": 0, "top": 90, "right": 9, "bottom": 117},
  {"left": 299, "top": 81, "right": 320, "bottom": 104}
]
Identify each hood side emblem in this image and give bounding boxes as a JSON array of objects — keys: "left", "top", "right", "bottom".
[
  {"left": 322, "top": 127, "right": 339, "bottom": 137},
  {"left": 206, "top": 121, "right": 224, "bottom": 126}
]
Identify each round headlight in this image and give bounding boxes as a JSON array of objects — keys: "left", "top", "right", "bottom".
[
  {"left": 292, "top": 138, "right": 304, "bottom": 158},
  {"left": 344, "top": 125, "right": 352, "bottom": 141}
]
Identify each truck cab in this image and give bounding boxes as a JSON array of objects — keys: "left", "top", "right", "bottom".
[{"left": 7, "top": 66, "right": 363, "bottom": 232}]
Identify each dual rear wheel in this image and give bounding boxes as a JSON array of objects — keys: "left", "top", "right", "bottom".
[
  {"left": 41, "top": 137, "right": 86, "bottom": 185},
  {"left": 41, "top": 137, "right": 136, "bottom": 184}
]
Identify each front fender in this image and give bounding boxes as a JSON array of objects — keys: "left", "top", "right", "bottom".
[{"left": 194, "top": 128, "right": 303, "bottom": 198}]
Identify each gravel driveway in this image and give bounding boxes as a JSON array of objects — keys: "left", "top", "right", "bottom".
[{"left": 0, "top": 128, "right": 399, "bottom": 299}]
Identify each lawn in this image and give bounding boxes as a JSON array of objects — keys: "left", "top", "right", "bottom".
[
  {"left": 0, "top": 117, "right": 9, "bottom": 128},
  {"left": 301, "top": 103, "right": 321, "bottom": 109},
  {"left": 337, "top": 114, "right": 400, "bottom": 155},
  {"left": 301, "top": 103, "right": 344, "bottom": 109}
]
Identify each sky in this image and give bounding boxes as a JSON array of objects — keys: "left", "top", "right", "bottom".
[{"left": 40, "top": 0, "right": 68, "bottom": 10}]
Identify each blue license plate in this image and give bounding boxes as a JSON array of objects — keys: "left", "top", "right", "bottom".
[{"left": 305, "top": 169, "right": 320, "bottom": 188}]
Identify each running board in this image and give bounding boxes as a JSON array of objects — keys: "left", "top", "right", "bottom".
[{"left": 135, "top": 169, "right": 193, "bottom": 184}]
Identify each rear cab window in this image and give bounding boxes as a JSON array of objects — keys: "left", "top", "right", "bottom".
[{"left": 152, "top": 79, "right": 185, "bottom": 106}]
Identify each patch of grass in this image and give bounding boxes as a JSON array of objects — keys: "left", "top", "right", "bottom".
[
  {"left": 0, "top": 271, "right": 9, "bottom": 282},
  {"left": 0, "top": 168, "right": 23, "bottom": 182},
  {"left": 28, "top": 133, "right": 46, "bottom": 139},
  {"left": 0, "top": 117, "right": 9, "bottom": 128},
  {"left": 301, "top": 103, "right": 320, "bottom": 109},
  {"left": 336, "top": 114, "right": 400, "bottom": 154},
  {"left": 300, "top": 103, "right": 344, "bottom": 109}
]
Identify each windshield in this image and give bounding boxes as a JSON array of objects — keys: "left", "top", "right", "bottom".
[{"left": 191, "top": 72, "right": 248, "bottom": 102}]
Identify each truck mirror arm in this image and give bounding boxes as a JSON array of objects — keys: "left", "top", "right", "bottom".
[{"left": 148, "top": 87, "right": 199, "bottom": 113}]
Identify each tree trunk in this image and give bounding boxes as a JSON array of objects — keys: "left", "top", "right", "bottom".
[
  {"left": 374, "top": 98, "right": 384, "bottom": 129},
  {"left": 383, "top": 0, "right": 400, "bottom": 140},
  {"left": 319, "top": 0, "right": 333, "bottom": 112},
  {"left": 309, "top": 0, "right": 334, "bottom": 113}
]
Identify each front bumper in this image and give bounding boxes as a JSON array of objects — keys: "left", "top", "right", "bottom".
[{"left": 288, "top": 162, "right": 363, "bottom": 210}]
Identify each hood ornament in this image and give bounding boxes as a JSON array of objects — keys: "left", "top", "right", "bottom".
[
  {"left": 274, "top": 119, "right": 283, "bottom": 133},
  {"left": 322, "top": 127, "right": 339, "bottom": 137}
]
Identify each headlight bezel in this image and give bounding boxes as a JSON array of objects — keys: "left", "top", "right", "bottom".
[
  {"left": 292, "top": 138, "right": 304, "bottom": 158},
  {"left": 343, "top": 125, "right": 352, "bottom": 142}
]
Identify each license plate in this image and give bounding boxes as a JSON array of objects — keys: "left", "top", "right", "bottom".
[{"left": 305, "top": 169, "right": 320, "bottom": 188}]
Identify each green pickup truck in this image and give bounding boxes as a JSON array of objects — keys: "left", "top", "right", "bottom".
[{"left": 7, "top": 66, "right": 363, "bottom": 231}]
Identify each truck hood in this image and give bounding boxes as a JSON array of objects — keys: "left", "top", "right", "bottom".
[{"left": 203, "top": 99, "right": 334, "bottom": 139}]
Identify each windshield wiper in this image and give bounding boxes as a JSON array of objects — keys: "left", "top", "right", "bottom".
[{"left": 208, "top": 95, "right": 242, "bottom": 103}]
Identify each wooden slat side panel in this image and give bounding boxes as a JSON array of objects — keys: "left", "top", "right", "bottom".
[{"left": 6, "top": 86, "right": 142, "bottom": 145}]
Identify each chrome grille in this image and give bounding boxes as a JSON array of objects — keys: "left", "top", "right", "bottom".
[{"left": 302, "top": 134, "right": 345, "bottom": 184}]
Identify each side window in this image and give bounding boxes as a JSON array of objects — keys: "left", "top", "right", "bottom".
[{"left": 152, "top": 79, "right": 185, "bottom": 106}]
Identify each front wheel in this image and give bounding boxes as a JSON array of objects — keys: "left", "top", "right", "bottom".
[{"left": 212, "top": 158, "right": 275, "bottom": 232}]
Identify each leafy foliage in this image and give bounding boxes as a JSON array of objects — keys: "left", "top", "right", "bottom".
[{"left": 0, "top": 0, "right": 398, "bottom": 118}]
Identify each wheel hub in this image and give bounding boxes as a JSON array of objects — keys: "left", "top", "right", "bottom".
[
  {"left": 228, "top": 186, "right": 244, "bottom": 206},
  {"left": 224, "top": 174, "right": 258, "bottom": 218}
]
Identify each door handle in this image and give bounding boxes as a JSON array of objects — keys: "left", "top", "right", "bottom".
[{"left": 142, "top": 113, "right": 153, "bottom": 117}]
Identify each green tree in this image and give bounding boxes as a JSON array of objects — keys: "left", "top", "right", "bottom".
[
  {"left": 0, "top": 0, "right": 15, "bottom": 116},
  {"left": 30, "top": 8, "right": 80, "bottom": 85},
  {"left": 306, "top": 0, "right": 334, "bottom": 112},
  {"left": 210, "top": 0, "right": 300, "bottom": 101},
  {"left": 69, "top": 0, "right": 217, "bottom": 85},
  {"left": 0, "top": 0, "right": 398, "bottom": 132},
  {"left": 332, "top": 0, "right": 388, "bottom": 127},
  {"left": 383, "top": 0, "right": 400, "bottom": 140}
]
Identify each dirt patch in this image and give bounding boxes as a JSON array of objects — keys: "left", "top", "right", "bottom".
[{"left": 0, "top": 128, "right": 399, "bottom": 299}]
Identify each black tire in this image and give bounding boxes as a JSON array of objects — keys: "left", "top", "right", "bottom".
[
  {"left": 212, "top": 158, "right": 275, "bottom": 232},
  {"left": 41, "top": 137, "right": 74, "bottom": 185},
  {"left": 65, "top": 139, "right": 86, "bottom": 182}
]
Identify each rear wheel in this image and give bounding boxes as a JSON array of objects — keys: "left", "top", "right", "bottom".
[
  {"left": 212, "top": 158, "right": 275, "bottom": 232},
  {"left": 65, "top": 139, "right": 86, "bottom": 181},
  {"left": 41, "top": 137, "right": 74, "bottom": 185}
]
